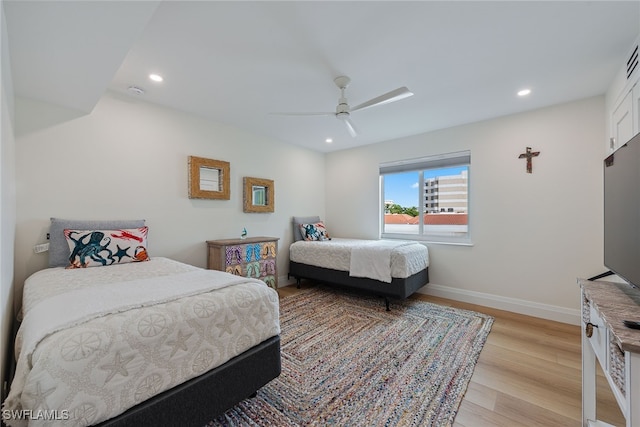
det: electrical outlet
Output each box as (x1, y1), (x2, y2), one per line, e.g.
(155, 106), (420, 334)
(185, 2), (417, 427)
(34, 243), (50, 253)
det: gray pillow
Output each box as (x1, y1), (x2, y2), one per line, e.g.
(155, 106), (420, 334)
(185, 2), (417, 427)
(292, 216), (321, 242)
(48, 218), (146, 267)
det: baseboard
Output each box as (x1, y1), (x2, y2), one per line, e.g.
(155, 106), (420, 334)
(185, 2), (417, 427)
(279, 275), (296, 287)
(278, 275), (581, 325)
(420, 283), (581, 325)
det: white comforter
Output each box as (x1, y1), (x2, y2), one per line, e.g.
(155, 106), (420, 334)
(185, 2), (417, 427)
(349, 240), (418, 282)
(3, 257), (280, 427)
(289, 238), (429, 281)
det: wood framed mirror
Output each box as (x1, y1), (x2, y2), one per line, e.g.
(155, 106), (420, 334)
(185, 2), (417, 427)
(188, 156), (230, 200)
(243, 177), (274, 213)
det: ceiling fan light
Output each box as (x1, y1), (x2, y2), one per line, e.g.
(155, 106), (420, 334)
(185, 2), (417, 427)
(269, 77), (409, 139)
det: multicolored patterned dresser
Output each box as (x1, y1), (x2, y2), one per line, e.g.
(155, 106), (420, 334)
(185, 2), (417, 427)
(206, 236), (279, 289)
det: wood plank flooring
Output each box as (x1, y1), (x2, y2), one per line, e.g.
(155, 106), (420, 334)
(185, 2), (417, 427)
(277, 283), (626, 427)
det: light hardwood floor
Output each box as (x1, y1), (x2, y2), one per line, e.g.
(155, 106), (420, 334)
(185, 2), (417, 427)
(277, 283), (626, 427)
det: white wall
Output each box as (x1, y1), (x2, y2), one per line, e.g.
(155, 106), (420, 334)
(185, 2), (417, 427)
(8, 82), (611, 330)
(1, 0), (16, 400)
(325, 96), (606, 323)
(13, 91), (325, 308)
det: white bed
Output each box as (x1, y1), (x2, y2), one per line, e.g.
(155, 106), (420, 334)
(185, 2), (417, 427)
(3, 257), (280, 427)
(290, 238), (428, 282)
(289, 237), (429, 310)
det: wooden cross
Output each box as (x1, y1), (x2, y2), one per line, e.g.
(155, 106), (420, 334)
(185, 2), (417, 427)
(518, 147), (540, 173)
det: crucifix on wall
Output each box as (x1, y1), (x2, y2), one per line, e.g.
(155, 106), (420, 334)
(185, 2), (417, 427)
(518, 147), (540, 173)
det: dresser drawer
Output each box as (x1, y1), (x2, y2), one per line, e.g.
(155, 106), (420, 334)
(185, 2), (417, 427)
(587, 305), (607, 368)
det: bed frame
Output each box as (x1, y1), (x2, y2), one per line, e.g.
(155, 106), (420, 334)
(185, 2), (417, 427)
(3, 219), (281, 427)
(96, 335), (281, 426)
(3, 326), (280, 427)
(288, 261), (429, 310)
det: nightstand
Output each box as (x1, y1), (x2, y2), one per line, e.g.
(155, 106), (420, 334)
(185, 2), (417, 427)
(207, 237), (279, 289)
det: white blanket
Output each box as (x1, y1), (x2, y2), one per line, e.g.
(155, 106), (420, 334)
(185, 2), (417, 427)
(349, 241), (416, 283)
(3, 259), (279, 426)
(7, 269), (257, 411)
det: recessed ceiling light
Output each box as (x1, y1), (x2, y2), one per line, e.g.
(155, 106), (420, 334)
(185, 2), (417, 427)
(517, 89), (531, 97)
(149, 73), (163, 82)
(325, 138), (333, 143)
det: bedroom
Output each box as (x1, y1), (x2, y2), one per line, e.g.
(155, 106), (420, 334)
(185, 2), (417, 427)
(1, 1), (640, 426)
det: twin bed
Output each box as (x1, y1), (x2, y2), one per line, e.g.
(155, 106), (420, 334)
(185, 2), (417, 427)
(288, 216), (430, 310)
(3, 219), (281, 427)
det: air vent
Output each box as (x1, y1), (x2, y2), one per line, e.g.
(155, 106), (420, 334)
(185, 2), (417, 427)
(627, 44), (638, 80)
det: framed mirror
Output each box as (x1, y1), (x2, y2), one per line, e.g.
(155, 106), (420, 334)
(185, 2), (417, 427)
(243, 177), (274, 213)
(188, 156), (230, 200)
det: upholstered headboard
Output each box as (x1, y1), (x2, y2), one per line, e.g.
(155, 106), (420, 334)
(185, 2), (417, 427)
(292, 216), (321, 242)
(48, 218), (146, 267)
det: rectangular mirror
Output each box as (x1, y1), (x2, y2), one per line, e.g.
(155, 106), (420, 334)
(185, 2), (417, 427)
(188, 156), (230, 199)
(244, 177), (274, 212)
(252, 185), (267, 205)
(199, 166), (221, 191)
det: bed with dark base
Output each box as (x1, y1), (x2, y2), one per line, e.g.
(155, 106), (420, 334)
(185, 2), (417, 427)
(289, 260), (429, 310)
(2, 218), (281, 427)
(288, 215), (430, 310)
(95, 336), (281, 427)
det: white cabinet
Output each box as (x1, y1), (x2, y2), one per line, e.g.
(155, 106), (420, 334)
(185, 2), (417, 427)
(580, 279), (640, 427)
(607, 38), (639, 154)
(634, 83), (640, 136)
(611, 89), (635, 153)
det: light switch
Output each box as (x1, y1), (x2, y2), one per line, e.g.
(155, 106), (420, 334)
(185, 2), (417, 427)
(34, 243), (50, 253)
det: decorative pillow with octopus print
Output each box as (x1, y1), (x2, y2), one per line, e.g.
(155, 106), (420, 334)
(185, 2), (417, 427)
(64, 227), (151, 269)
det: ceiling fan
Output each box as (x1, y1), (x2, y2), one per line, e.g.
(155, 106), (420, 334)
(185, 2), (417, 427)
(270, 76), (413, 137)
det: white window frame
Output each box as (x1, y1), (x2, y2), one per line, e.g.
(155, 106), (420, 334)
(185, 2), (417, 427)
(379, 150), (471, 245)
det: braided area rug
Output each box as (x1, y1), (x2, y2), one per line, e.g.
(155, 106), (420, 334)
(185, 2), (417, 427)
(208, 286), (493, 427)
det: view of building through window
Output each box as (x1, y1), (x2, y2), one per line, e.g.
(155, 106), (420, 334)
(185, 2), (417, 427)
(381, 165), (469, 240)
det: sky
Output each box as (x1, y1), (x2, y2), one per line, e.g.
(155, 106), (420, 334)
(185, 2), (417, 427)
(383, 166), (467, 208)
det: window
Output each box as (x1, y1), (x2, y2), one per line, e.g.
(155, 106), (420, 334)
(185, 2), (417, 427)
(380, 150), (470, 244)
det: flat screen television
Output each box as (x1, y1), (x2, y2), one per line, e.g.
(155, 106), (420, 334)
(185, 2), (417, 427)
(604, 131), (640, 289)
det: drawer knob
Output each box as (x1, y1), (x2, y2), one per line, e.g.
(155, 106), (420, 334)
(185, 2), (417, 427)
(585, 322), (599, 338)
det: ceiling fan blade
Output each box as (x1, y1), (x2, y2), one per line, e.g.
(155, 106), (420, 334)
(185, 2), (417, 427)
(351, 87), (413, 112)
(268, 112), (334, 117)
(339, 115), (358, 137)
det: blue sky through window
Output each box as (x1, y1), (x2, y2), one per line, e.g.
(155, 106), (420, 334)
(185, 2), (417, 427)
(384, 166), (467, 208)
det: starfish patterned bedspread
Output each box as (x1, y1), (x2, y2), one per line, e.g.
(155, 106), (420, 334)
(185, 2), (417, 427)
(3, 257), (280, 427)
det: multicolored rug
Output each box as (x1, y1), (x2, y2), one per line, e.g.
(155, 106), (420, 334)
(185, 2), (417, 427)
(208, 286), (493, 426)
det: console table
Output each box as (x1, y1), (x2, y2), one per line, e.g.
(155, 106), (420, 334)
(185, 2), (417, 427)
(207, 237), (279, 289)
(580, 279), (640, 427)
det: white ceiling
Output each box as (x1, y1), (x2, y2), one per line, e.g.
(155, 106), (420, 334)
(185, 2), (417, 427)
(5, 1), (640, 153)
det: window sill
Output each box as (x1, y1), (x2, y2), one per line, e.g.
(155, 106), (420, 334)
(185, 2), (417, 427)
(420, 240), (474, 247)
(381, 235), (474, 247)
